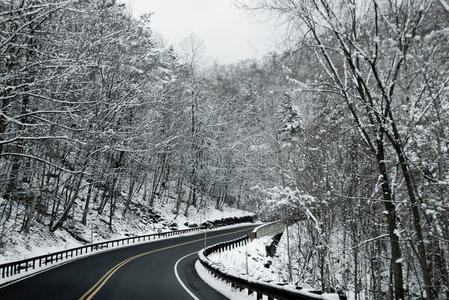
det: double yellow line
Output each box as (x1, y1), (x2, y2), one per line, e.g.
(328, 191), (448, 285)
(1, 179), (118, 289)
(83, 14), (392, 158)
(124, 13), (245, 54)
(78, 227), (252, 300)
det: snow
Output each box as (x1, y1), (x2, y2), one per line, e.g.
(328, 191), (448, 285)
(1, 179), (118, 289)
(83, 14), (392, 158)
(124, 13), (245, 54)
(0, 193), (254, 264)
(0, 229), (199, 286)
(0, 222), (256, 286)
(396, 258), (404, 264)
(208, 236), (281, 282)
(203, 235), (340, 300)
(425, 209), (436, 216)
(176, 206), (254, 229)
(195, 260), (255, 300)
(0, 167), (256, 287)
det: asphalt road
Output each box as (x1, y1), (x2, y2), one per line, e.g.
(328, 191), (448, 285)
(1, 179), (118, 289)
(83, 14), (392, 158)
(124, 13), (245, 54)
(0, 225), (256, 300)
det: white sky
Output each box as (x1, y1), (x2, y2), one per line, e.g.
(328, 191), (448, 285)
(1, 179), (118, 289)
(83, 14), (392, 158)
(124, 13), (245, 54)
(123, 0), (284, 64)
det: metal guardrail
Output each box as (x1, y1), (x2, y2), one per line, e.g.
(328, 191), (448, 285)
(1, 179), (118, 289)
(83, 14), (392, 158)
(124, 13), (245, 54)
(0, 227), (204, 279)
(199, 227), (345, 300)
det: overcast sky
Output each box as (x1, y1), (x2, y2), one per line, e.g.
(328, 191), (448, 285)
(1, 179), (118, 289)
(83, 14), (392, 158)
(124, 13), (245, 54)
(123, 0), (283, 64)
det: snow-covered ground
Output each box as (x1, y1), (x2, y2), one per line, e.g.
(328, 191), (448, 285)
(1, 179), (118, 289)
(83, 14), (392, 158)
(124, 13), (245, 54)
(208, 236), (283, 283)
(0, 222), (257, 286)
(0, 196), (254, 264)
(205, 233), (340, 300)
(272, 223), (360, 300)
(195, 259), (255, 300)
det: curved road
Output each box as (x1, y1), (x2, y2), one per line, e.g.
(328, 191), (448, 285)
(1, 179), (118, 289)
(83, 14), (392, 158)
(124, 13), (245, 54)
(0, 225), (256, 299)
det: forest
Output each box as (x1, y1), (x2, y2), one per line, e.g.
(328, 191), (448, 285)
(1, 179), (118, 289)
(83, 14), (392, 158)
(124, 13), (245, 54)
(1, 0), (448, 299)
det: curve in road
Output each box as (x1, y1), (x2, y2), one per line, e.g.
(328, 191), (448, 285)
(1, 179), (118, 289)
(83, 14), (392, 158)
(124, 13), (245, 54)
(0, 225), (256, 300)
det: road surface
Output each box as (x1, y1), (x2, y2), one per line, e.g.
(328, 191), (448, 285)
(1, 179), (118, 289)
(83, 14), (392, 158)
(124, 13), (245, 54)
(0, 225), (256, 299)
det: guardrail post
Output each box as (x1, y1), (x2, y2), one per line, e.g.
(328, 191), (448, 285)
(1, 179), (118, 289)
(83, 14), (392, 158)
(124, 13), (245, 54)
(1, 226), (239, 281)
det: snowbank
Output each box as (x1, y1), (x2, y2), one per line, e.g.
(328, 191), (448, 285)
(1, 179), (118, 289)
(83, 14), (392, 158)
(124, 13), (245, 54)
(0, 201), (254, 264)
(203, 234), (340, 300)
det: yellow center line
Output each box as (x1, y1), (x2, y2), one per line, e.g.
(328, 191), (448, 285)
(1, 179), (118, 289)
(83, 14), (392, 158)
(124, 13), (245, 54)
(79, 227), (253, 300)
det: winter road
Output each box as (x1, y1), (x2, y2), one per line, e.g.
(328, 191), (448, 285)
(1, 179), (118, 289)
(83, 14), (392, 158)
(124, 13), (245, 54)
(0, 225), (256, 299)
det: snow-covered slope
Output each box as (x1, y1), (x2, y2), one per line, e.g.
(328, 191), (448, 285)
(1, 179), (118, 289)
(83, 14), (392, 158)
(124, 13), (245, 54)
(0, 196), (254, 264)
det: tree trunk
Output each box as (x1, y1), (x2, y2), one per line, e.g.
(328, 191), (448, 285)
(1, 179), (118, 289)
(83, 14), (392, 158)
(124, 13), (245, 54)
(376, 139), (404, 300)
(150, 154), (166, 207)
(123, 176), (135, 216)
(435, 134), (449, 298)
(22, 193), (38, 233)
(98, 188), (109, 215)
(175, 175), (183, 215)
(109, 180), (117, 230)
(81, 184), (92, 225)
(184, 184), (193, 217)
(50, 172), (84, 232)
(391, 140), (433, 299)
(142, 172), (148, 202)
(0, 97), (8, 155)
(237, 183), (243, 210)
